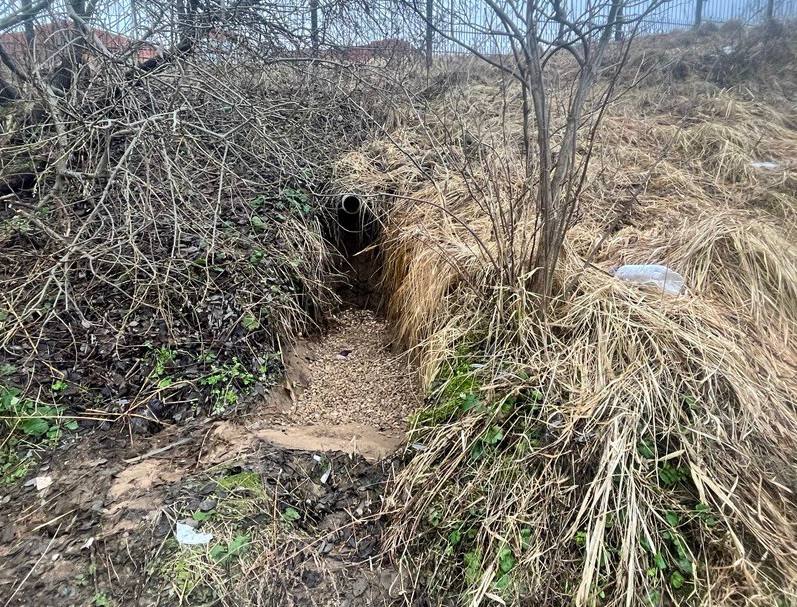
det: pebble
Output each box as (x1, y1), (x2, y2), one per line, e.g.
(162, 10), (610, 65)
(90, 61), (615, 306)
(198, 498), (217, 512)
(351, 577), (368, 597)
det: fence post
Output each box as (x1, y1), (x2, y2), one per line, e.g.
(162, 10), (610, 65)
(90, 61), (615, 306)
(425, 0), (433, 73)
(693, 0), (703, 28)
(766, 0), (775, 20)
(22, 0), (35, 46)
(310, 0), (319, 57)
(614, 2), (623, 41)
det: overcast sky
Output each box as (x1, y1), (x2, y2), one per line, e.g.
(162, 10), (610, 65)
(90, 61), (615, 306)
(1, 0), (789, 48)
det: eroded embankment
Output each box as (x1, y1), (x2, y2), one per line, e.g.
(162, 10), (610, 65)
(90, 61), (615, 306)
(0, 302), (421, 606)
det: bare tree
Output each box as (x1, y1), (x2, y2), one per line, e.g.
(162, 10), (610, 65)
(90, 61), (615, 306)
(407, 0), (665, 306)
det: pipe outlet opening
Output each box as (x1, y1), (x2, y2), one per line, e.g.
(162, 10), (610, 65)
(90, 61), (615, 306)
(341, 193), (361, 216)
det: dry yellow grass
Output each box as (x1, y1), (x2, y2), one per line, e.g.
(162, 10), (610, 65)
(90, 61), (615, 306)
(335, 26), (797, 607)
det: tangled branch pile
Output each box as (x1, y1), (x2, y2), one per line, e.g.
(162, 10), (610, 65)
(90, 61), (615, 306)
(0, 26), (394, 428)
(336, 24), (797, 607)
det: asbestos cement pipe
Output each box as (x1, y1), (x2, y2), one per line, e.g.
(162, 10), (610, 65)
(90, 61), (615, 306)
(340, 193), (362, 216)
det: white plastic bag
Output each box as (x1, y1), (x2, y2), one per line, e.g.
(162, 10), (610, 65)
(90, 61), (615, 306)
(175, 522), (213, 545)
(614, 264), (685, 295)
(750, 161), (780, 170)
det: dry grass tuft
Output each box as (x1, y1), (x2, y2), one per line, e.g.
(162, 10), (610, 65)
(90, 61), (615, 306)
(335, 26), (797, 606)
(666, 212), (797, 345)
(386, 254), (797, 606)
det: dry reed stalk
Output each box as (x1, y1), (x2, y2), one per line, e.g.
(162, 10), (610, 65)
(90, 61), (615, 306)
(335, 28), (797, 605)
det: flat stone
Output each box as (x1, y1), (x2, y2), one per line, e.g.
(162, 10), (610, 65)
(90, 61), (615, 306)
(198, 498), (217, 512)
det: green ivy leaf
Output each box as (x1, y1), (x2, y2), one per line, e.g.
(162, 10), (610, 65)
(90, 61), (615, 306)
(281, 507), (300, 523)
(460, 392), (479, 412)
(469, 440), (485, 461)
(464, 551), (481, 585)
(21, 418), (49, 437)
(670, 570), (685, 589)
(494, 573), (511, 590)
(695, 502), (718, 527)
(484, 425), (503, 446)
(676, 557), (693, 575)
(209, 544), (227, 562)
(248, 195), (267, 209)
(637, 439), (655, 459)
(0, 388), (18, 409)
(520, 527), (532, 549)
(93, 593), (112, 607)
(241, 314), (260, 332)
(659, 464), (687, 487)
(226, 534), (250, 558)
(669, 532), (689, 560)
(250, 215), (267, 232)
(498, 547), (516, 574)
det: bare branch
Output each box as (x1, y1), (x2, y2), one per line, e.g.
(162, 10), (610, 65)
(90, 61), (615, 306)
(0, 0), (52, 32)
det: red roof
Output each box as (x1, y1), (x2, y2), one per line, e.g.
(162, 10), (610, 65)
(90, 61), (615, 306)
(338, 38), (418, 61)
(0, 20), (157, 63)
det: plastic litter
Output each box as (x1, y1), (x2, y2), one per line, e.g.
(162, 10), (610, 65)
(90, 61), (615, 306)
(751, 161), (780, 170)
(614, 264), (685, 295)
(175, 522), (213, 545)
(25, 475), (53, 491)
(313, 454), (332, 484)
(320, 465), (332, 484)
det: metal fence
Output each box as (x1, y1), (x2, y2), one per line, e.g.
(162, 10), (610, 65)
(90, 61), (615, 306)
(305, 0), (797, 56)
(425, 0), (797, 54)
(635, 0), (797, 33)
(1, 0), (796, 61)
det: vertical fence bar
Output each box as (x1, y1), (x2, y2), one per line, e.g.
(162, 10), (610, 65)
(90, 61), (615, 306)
(310, 0), (319, 56)
(412, 0), (797, 60)
(693, 0), (704, 28)
(425, 0), (433, 72)
(22, 0), (35, 46)
(131, 0), (139, 38)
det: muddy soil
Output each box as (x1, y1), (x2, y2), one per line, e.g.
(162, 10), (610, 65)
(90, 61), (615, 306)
(0, 308), (424, 607)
